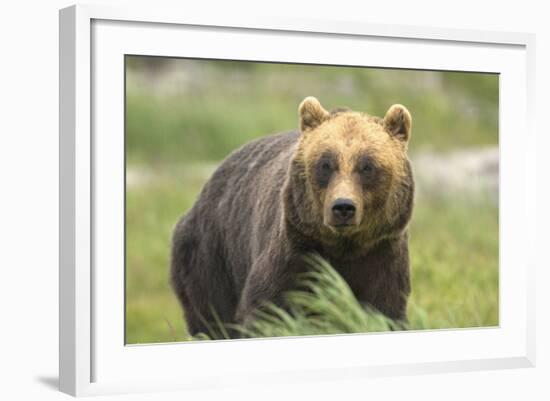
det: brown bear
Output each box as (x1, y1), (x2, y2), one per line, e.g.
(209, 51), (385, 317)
(170, 97), (414, 337)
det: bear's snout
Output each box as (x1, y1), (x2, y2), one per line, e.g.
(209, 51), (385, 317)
(331, 198), (357, 225)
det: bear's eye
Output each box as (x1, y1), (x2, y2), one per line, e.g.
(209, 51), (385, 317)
(360, 160), (375, 174)
(362, 163), (373, 173)
(320, 161), (332, 171)
(357, 156), (378, 183)
(315, 154), (336, 188)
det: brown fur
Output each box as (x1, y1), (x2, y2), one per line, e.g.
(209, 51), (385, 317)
(171, 97), (414, 337)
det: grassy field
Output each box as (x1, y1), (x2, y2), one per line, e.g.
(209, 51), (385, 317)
(125, 57), (499, 344)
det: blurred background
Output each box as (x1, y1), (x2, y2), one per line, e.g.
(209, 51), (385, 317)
(125, 56), (499, 344)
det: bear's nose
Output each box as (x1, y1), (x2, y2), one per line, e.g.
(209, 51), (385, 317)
(331, 198), (356, 223)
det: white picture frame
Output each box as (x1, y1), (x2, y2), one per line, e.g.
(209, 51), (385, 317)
(59, 3), (536, 397)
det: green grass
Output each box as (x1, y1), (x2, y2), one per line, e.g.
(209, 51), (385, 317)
(125, 173), (202, 343)
(408, 195), (499, 329)
(125, 168), (498, 344)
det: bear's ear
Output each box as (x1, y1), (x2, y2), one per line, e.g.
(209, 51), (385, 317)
(383, 104), (412, 143)
(299, 96), (330, 132)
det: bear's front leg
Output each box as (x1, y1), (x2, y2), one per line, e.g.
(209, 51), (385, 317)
(235, 250), (306, 325)
(343, 237), (411, 323)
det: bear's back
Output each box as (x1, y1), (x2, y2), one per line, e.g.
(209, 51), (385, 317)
(202, 130), (299, 206)
(179, 130), (300, 284)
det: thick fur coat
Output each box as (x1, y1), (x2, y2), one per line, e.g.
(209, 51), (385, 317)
(171, 97), (414, 336)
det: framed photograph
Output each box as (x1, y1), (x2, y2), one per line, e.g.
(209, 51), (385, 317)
(59, 4), (536, 397)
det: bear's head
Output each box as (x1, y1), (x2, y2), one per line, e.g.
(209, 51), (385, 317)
(285, 96), (414, 251)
